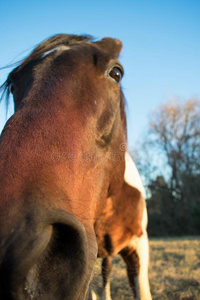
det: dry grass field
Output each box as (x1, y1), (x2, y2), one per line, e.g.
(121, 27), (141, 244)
(91, 237), (200, 300)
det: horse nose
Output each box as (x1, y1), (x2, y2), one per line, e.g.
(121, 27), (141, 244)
(0, 210), (89, 300)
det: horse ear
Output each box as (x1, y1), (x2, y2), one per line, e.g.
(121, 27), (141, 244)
(95, 38), (123, 58)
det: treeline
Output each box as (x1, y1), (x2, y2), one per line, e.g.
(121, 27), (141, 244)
(134, 98), (200, 236)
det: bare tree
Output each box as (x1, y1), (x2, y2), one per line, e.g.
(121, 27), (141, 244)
(135, 97), (200, 235)
(149, 98), (200, 197)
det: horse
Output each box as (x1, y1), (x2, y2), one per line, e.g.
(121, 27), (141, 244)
(0, 34), (127, 300)
(94, 152), (152, 300)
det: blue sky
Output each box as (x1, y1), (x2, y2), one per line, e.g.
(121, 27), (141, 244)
(0, 0), (200, 150)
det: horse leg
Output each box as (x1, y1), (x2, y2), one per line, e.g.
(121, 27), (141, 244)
(87, 285), (98, 300)
(101, 256), (112, 300)
(120, 232), (152, 300)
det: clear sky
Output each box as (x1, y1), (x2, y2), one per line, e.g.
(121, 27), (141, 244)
(0, 0), (200, 149)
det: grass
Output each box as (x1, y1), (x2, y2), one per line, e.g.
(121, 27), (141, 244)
(91, 237), (200, 299)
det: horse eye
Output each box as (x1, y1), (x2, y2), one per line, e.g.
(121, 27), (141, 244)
(109, 67), (123, 83)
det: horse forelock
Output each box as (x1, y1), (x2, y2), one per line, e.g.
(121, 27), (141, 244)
(21, 34), (93, 67)
(0, 34), (93, 110)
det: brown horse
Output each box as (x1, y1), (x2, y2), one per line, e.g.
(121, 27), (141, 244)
(94, 153), (152, 300)
(0, 34), (127, 300)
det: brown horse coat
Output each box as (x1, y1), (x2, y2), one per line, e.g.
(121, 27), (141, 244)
(0, 34), (127, 300)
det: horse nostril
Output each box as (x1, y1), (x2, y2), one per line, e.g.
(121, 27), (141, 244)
(0, 213), (90, 300)
(44, 222), (87, 270)
(24, 218), (89, 300)
(24, 212), (88, 300)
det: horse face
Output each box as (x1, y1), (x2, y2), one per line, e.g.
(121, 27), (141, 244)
(0, 35), (126, 299)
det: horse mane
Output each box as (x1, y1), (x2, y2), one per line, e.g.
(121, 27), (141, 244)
(0, 34), (93, 112)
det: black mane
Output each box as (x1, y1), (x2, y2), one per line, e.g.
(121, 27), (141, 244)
(0, 34), (93, 111)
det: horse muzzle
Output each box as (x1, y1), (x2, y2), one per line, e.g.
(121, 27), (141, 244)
(0, 210), (92, 300)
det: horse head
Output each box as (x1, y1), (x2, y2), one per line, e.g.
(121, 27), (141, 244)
(0, 34), (126, 299)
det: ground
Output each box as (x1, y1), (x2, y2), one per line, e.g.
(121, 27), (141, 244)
(91, 237), (200, 300)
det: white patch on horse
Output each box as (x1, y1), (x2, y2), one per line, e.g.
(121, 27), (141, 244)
(91, 290), (98, 300)
(102, 280), (112, 300)
(40, 45), (71, 59)
(124, 152), (146, 198)
(131, 233), (152, 300)
(142, 205), (148, 232)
